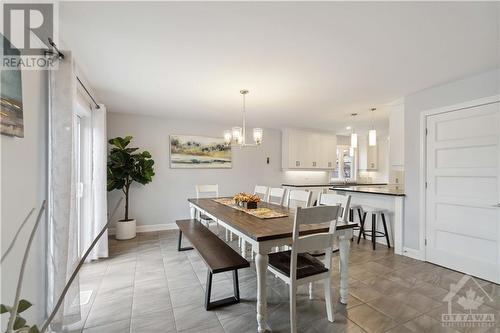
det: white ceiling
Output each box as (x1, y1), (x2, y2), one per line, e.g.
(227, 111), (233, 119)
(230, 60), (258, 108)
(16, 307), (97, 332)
(60, 1), (499, 133)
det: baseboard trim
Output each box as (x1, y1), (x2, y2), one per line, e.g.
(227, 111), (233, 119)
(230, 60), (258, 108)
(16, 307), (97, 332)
(108, 223), (178, 235)
(402, 247), (425, 261)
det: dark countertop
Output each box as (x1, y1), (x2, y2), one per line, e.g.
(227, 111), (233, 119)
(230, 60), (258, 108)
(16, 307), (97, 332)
(331, 185), (405, 196)
(282, 183), (387, 188)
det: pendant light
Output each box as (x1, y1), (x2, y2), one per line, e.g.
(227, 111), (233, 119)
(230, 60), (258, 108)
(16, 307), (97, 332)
(224, 89), (263, 147)
(350, 113), (358, 148)
(368, 107), (377, 146)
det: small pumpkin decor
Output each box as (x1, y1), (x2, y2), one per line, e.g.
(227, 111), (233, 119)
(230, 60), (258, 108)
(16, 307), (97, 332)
(233, 193), (260, 209)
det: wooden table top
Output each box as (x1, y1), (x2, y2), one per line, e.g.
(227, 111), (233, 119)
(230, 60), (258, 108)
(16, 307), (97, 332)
(188, 198), (358, 242)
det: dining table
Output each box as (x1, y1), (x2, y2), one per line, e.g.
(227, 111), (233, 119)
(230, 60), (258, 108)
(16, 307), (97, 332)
(188, 197), (357, 333)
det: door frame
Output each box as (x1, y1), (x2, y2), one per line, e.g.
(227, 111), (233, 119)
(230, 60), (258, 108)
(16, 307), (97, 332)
(418, 94), (500, 263)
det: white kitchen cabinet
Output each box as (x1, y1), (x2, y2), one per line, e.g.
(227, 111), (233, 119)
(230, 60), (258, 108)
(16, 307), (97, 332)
(282, 129), (337, 170)
(320, 134), (337, 169)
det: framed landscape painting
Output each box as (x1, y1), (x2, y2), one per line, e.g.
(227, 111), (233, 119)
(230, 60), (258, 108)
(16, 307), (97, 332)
(170, 135), (232, 169)
(1, 35), (24, 138)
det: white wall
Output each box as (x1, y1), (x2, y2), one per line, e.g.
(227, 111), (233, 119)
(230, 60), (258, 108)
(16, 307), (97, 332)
(106, 112), (330, 228)
(403, 69), (500, 250)
(1, 70), (48, 329)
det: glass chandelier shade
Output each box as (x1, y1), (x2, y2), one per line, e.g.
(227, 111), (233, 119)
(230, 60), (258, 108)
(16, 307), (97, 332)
(253, 128), (263, 145)
(224, 90), (262, 147)
(368, 107), (377, 146)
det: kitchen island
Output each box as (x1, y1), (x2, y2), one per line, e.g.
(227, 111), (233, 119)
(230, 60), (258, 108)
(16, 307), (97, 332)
(330, 185), (405, 256)
(282, 183), (387, 205)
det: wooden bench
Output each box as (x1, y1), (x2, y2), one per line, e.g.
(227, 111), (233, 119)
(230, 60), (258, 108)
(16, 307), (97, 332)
(176, 219), (250, 310)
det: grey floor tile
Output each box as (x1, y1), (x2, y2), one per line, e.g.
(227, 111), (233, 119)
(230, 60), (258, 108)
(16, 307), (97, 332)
(132, 290), (172, 318)
(82, 319), (130, 333)
(85, 297), (132, 328)
(172, 303), (220, 331)
(130, 309), (176, 333)
(178, 322), (225, 333)
(403, 314), (461, 333)
(311, 313), (367, 333)
(345, 304), (398, 333)
(169, 284), (205, 308)
(367, 296), (421, 323)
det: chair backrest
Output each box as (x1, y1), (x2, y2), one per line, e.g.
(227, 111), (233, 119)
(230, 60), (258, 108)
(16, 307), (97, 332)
(196, 184), (219, 198)
(317, 193), (351, 222)
(290, 205), (341, 279)
(267, 187), (286, 205)
(287, 190), (312, 209)
(254, 185), (269, 200)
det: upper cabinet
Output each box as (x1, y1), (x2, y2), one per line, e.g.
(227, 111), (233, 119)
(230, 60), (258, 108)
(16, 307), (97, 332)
(282, 129), (337, 170)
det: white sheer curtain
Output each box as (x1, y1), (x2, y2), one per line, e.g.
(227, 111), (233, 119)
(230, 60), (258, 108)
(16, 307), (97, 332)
(89, 104), (108, 260)
(47, 51), (81, 330)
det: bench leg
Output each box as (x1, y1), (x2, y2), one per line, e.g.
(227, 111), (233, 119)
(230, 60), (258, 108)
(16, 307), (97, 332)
(177, 230), (193, 252)
(205, 270), (241, 310)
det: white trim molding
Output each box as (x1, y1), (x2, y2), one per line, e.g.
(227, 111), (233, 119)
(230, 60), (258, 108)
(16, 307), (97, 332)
(108, 223), (179, 235)
(418, 94), (500, 262)
(403, 247), (425, 261)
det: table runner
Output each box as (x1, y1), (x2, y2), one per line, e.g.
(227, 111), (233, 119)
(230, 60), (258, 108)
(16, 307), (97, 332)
(212, 198), (288, 219)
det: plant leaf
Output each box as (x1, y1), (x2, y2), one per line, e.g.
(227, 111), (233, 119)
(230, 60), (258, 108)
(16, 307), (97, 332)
(17, 300), (32, 313)
(1, 304), (11, 314)
(13, 316), (27, 330)
(28, 325), (40, 333)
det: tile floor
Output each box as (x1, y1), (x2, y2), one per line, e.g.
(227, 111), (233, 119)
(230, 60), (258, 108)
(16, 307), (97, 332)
(75, 229), (500, 333)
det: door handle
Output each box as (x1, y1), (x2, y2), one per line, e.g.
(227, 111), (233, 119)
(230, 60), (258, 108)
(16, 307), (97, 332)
(494, 203), (500, 208)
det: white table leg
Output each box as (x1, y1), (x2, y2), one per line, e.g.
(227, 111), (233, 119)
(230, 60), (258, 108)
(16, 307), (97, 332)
(338, 230), (352, 304)
(190, 204), (196, 219)
(255, 251), (270, 333)
(241, 239), (246, 257)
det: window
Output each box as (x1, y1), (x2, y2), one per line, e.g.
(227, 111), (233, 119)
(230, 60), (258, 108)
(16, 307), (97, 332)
(332, 145), (356, 181)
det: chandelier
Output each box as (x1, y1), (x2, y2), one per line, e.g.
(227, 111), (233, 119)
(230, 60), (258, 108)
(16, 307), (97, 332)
(224, 89), (263, 147)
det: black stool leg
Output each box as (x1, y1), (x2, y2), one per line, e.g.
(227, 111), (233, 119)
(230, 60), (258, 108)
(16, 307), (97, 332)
(372, 213), (376, 250)
(357, 209), (366, 239)
(381, 213), (391, 248)
(177, 230), (193, 251)
(357, 212), (367, 244)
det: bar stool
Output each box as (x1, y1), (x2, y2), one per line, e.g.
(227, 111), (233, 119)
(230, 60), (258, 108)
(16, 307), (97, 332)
(357, 207), (391, 250)
(349, 205), (365, 241)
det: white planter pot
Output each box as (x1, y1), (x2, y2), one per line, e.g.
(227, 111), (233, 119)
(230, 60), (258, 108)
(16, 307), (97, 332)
(116, 219), (136, 240)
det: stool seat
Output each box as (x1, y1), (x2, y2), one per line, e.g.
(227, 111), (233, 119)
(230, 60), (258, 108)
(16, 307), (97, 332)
(358, 206), (385, 214)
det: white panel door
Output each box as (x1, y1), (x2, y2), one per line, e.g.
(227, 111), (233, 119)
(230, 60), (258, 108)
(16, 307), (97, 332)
(426, 101), (500, 283)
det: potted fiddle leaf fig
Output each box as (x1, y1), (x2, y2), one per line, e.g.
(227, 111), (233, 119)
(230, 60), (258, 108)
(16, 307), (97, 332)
(107, 136), (155, 240)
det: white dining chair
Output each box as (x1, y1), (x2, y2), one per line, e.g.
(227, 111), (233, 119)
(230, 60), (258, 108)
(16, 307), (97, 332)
(267, 187), (286, 206)
(195, 184), (220, 232)
(317, 192), (351, 222)
(267, 205), (341, 333)
(254, 185), (269, 200)
(287, 190), (312, 209)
